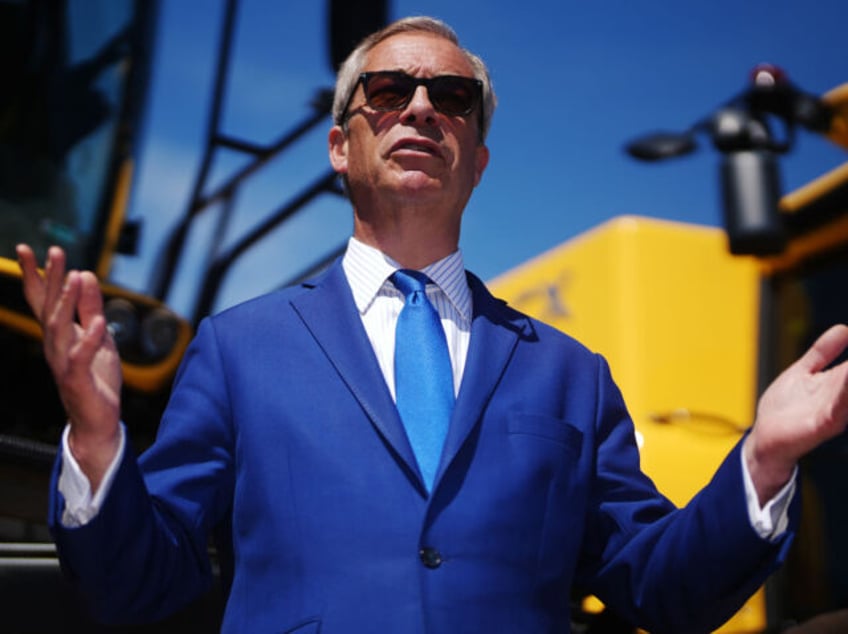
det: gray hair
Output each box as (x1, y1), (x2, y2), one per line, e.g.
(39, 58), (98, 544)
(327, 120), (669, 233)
(332, 16), (497, 142)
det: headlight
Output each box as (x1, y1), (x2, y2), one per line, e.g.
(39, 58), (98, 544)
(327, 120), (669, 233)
(140, 307), (180, 362)
(103, 298), (180, 363)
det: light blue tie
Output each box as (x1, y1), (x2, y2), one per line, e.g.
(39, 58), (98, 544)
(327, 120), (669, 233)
(392, 269), (454, 491)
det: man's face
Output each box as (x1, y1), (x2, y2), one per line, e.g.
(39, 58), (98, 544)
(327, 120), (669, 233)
(329, 32), (489, 218)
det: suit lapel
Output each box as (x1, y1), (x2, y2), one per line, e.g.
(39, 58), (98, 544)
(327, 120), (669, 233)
(434, 273), (529, 486)
(289, 261), (423, 486)
(290, 263), (530, 496)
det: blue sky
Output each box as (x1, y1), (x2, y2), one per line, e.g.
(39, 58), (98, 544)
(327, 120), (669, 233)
(112, 0), (848, 318)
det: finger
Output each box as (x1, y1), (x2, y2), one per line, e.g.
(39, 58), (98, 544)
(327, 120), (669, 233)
(799, 324), (848, 374)
(77, 271), (105, 330)
(44, 271), (83, 363)
(43, 247), (68, 322)
(70, 313), (109, 370)
(16, 244), (46, 316)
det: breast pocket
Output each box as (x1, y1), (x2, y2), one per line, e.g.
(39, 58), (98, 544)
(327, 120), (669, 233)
(504, 414), (588, 575)
(507, 413), (583, 462)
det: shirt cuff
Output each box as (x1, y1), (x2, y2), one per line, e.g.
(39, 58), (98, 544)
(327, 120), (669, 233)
(741, 449), (797, 541)
(57, 423), (126, 528)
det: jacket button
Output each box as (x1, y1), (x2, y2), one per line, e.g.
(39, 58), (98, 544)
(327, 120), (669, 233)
(419, 547), (443, 569)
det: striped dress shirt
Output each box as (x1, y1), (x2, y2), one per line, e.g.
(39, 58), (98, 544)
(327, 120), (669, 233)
(341, 237), (472, 399)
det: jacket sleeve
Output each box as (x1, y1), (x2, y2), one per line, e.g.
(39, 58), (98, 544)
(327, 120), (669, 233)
(49, 318), (235, 624)
(576, 355), (799, 634)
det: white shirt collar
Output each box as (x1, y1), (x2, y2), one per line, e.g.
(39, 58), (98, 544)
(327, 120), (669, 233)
(342, 237), (472, 320)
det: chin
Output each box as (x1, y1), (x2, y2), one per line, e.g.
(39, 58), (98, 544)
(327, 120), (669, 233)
(394, 169), (446, 192)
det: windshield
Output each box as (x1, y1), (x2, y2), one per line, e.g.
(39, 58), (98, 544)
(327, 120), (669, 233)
(0, 0), (144, 270)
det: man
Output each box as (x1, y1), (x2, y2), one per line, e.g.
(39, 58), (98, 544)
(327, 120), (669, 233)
(16, 16), (848, 633)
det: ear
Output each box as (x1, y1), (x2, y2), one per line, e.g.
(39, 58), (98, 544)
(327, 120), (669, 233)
(473, 143), (489, 187)
(328, 125), (349, 174)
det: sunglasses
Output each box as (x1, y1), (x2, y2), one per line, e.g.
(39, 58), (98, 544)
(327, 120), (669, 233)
(341, 71), (483, 122)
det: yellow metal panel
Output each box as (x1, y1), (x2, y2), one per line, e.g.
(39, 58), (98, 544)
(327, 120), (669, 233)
(96, 159), (134, 279)
(489, 216), (765, 632)
(490, 215), (761, 502)
(822, 82), (848, 149)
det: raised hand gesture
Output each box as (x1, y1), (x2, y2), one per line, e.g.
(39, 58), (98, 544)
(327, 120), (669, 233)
(745, 324), (848, 505)
(17, 244), (122, 490)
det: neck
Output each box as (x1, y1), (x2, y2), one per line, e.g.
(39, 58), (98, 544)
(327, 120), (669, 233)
(352, 201), (461, 270)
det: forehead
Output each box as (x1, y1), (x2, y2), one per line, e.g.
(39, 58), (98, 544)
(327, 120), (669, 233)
(363, 32), (475, 77)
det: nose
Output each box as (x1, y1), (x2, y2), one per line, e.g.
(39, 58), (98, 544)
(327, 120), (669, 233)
(400, 85), (437, 128)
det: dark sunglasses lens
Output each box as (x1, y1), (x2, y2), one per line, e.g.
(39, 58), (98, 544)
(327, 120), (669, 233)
(361, 73), (480, 116)
(363, 74), (415, 110)
(430, 77), (479, 115)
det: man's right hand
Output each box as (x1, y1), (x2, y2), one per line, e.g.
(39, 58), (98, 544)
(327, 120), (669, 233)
(17, 244), (122, 492)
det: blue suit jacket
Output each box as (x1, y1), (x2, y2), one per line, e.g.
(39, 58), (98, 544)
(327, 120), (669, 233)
(50, 260), (796, 633)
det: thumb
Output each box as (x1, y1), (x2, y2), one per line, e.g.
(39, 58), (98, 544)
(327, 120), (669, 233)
(798, 324), (848, 374)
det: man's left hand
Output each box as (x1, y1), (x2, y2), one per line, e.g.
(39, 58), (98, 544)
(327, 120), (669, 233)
(744, 324), (848, 506)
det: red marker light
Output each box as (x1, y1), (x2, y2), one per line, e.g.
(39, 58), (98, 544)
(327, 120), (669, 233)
(750, 63), (787, 88)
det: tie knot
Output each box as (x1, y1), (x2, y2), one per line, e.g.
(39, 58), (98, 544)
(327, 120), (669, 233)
(391, 269), (430, 299)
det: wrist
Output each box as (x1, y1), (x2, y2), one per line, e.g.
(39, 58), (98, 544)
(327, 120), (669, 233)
(67, 425), (121, 491)
(743, 434), (796, 507)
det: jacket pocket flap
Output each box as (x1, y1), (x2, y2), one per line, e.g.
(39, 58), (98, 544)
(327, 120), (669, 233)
(508, 414), (583, 457)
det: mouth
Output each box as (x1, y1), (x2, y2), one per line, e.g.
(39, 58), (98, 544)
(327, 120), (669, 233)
(389, 137), (442, 158)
